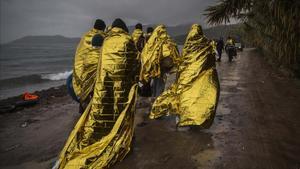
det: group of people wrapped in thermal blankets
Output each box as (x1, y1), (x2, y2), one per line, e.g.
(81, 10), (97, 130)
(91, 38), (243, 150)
(53, 18), (220, 169)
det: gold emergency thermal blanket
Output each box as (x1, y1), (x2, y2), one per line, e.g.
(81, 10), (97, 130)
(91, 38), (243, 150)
(57, 27), (138, 169)
(131, 28), (143, 62)
(72, 29), (105, 98)
(140, 25), (180, 82)
(149, 24), (220, 127)
(226, 39), (234, 46)
(79, 46), (102, 103)
(211, 40), (217, 54)
(132, 29), (143, 45)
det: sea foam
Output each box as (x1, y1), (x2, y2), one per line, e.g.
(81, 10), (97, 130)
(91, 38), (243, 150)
(41, 71), (72, 81)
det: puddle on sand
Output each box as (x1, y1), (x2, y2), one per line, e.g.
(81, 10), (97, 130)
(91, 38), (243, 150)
(211, 117), (231, 134)
(221, 80), (238, 86)
(236, 86), (246, 91)
(191, 106), (231, 168)
(192, 148), (221, 169)
(217, 104), (231, 115)
(227, 71), (239, 76)
(213, 102), (232, 132)
(221, 76), (241, 81)
(135, 107), (149, 127)
(220, 90), (233, 96)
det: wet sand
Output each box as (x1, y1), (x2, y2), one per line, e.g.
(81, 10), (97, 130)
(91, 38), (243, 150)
(0, 48), (300, 169)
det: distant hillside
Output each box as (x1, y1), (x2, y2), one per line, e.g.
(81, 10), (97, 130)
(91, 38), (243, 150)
(128, 24), (191, 37)
(129, 23), (242, 44)
(5, 24), (242, 46)
(174, 24), (242, 45)
(4, 24), (191, 46)
(167, 24), (192, 36)
(8, 35), (80, 45)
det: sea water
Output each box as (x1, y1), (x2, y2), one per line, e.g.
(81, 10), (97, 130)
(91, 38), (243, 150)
(0, 43), (76, 99)
(0, 42), (184, 99)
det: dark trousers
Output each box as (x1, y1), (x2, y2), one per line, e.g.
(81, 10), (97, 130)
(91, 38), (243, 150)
(151, 77), (165, 97)
(217, 49), (222, 60)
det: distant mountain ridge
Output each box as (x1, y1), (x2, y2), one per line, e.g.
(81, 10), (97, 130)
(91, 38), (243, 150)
(5, 24), (241, 46)
(128, 23), (191, 37)
(8, 35), (80, 45)
(174, 24), (242, 44)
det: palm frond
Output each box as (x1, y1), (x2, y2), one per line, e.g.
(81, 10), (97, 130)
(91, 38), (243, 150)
(204, 0), (252, 25)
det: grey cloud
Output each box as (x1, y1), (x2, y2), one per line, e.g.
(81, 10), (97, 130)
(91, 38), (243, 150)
(0, 0), (217, 43)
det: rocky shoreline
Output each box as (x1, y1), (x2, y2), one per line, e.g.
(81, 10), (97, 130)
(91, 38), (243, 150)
(0, 85), (69, 114)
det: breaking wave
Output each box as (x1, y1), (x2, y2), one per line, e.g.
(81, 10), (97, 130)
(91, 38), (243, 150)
(41, 71), (72, 81)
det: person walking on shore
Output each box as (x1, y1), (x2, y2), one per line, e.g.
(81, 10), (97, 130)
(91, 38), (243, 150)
(149, 24), (220, 131)
(132, 23), (145, 52)
(145, 27), (154, 43)
(72, 19), (106, 113)
(225, 36), (237, 62)
(140, 25), (180, 98)
(216, 37), (224, 62)
(78, 34), (104, 113)
(54, 18), (138, 169)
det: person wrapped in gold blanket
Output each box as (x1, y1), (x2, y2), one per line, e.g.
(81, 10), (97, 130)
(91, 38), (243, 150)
(72, 19), (106, 113)
(78, 34), (105, 112)
(149, 24), (220, 129)
(54, 18), (138, 169)
(140, 25), (180, 97)
(132, 23), (145, 53)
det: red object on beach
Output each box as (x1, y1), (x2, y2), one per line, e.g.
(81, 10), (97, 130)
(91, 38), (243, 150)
(23, 92), (39, 101)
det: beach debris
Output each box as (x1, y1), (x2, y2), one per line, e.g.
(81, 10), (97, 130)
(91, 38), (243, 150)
(0, 104), (16, 114)
(20, 119), (40, 128)
(0, 92), (40, 114)
(15, 99), (39, 109)
(4, 144), (21, 152)
(15, 92), (39, 108)
(21, 121), (29, 128)
(23, 92), (39, 101)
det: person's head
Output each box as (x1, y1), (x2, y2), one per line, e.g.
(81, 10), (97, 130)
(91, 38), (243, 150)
(135, 23), (143, 30)
(94, 19), (106, 31)
(147, 27), (154, 34)
(220, 37), (223, 40)
(112, 18), (129, 33)
(186, 24), (203, 40)
(92, 34), (104, 47)
(152, 25), (167, 38)
(227, 36), (231, 39)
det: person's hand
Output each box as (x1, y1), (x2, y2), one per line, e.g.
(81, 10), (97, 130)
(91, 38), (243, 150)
(138, 81), (144, 87)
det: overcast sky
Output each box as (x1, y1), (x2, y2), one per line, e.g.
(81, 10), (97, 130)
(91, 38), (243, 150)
(0, 0), (217, 43)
